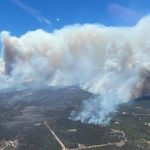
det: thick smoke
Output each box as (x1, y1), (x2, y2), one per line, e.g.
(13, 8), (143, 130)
(0, 16), (150, 124)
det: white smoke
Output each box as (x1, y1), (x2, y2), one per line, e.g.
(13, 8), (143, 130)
(1, 16), (150, 124)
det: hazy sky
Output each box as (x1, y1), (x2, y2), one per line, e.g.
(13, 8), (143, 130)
(0, 0), (150, 35)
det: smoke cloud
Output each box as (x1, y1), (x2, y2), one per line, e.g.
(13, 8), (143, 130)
(0, 16), (150, 124)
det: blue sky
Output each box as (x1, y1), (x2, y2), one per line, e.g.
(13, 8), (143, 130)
(0, 0), (150, 35)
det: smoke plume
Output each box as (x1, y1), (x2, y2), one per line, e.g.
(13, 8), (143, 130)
(0, 16), (150, 124)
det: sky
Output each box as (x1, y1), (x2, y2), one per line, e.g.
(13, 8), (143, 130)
(0, 0), (150, 35)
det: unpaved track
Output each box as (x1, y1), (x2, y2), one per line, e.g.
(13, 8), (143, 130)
(44, 121), (126, 150)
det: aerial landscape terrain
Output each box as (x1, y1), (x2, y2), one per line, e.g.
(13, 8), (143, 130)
(0, 86), (149, 150)
(0, 0), (150, 150)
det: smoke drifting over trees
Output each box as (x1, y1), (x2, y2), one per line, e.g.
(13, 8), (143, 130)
(0, 16), (150, 124)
